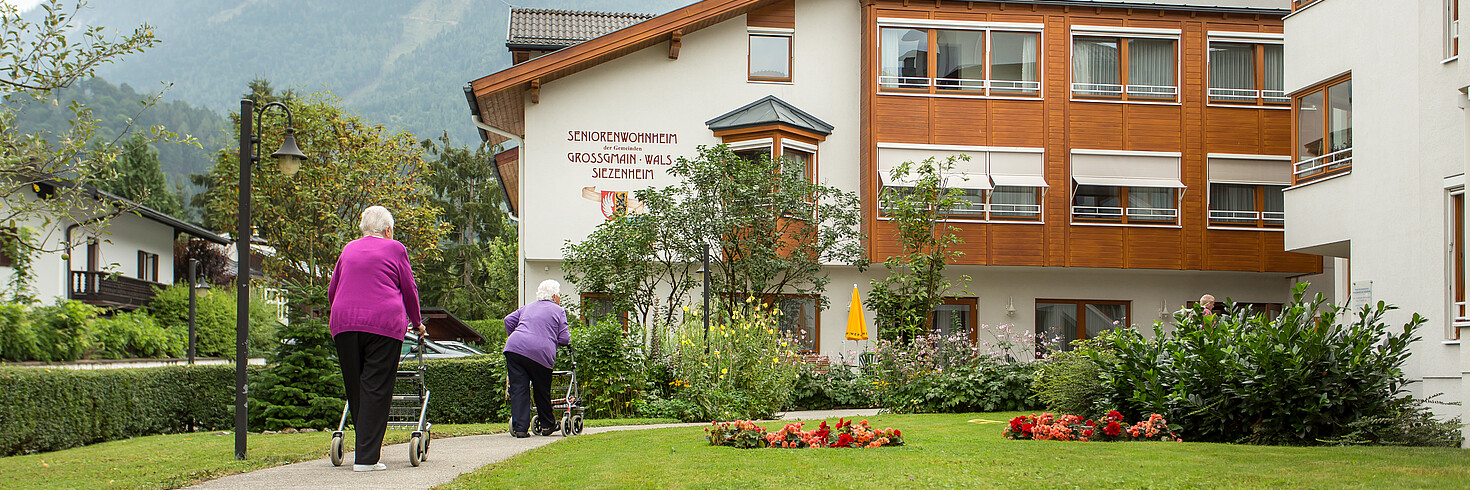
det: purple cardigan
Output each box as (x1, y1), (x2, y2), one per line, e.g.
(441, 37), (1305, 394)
(503, 300), (571, 369)
(327, 236), (422, 339)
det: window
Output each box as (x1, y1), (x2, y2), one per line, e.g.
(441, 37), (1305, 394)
(1208, 40), (1285, 106)
(1072, 185), (1178, 224)
(931, 297), (977, 343)
(1036, 300), (1129, 351)
(1209, 183), (1286, 228)
(1293, 77), (1352, 184)
(1072, 34), (1177, 101)
(1448, 0), (1461, 59)
(137, 251), (159, 282)
(879, 25), (1040, 97)
(749, 31), (792, 82)
(772, 295), (818, 352)
(1452, 190), (1466, 338)
(580, 293), (629, 329)
(878, 148), (1047, 222)
(989, 186), (1042, 219)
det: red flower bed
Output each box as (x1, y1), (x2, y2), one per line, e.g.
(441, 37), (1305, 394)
(1003, 410), (1181, 442)
(706, 418), (905, 448)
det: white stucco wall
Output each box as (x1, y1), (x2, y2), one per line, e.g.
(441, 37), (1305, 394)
(1285, 0), (1467, 431)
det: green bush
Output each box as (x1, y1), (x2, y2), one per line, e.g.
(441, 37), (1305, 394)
(868, 332), (1039, 414)
(465, 318), (507, 352)
(0, 300), (99, 362)
(90, 310), (184, 359)
(144, 283), (278, 359)
(558, 319), (644, 418)
(0, 365), (254, 456)
(250, 283), (343, 431)
(787, 362), (876, 410)
(1099, 283), (1453, 445)
(1031, 335), (1116, 419)
(423, 355), (509, 424)
(668, 301), (800, 422)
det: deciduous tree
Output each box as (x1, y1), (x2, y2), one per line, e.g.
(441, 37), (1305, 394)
(867, 155), (969, 341)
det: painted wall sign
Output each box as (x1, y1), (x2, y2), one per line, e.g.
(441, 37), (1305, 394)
(565, 129), (679, 181)
(1349, 280), (1373, 312)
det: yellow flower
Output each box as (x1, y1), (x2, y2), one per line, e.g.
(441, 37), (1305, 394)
(772, 357), (779, 363)
(713, 350), (720, 355)
(683, 306), (690, 312)
(721, 368), (728, 374)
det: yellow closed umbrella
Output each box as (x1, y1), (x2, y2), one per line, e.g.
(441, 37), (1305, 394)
(845, 285), (868, 341)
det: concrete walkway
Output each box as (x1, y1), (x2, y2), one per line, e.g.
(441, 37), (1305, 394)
(187, 408), (881, 490)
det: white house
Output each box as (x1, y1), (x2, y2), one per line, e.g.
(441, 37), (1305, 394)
(1, 181), (230, 310)
(1283, 0), (1468, 444)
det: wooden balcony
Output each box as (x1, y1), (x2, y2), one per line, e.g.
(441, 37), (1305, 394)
(70, 271), (164, 310)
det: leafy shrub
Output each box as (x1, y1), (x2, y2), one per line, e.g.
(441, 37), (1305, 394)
(0, 300), (99, 362)
(0, 302), (41, 361)
(90, 310), (184, 359)
(669, 300), (800, 421)
(464, 318), (507, 352)
(1099, 283), (1447, 445)
(868, 332), (1039, 413)
(1031, 335), (1116, 418)
(1320, 394), (1463, 447)
(0, 364), (255, 456)
(788, 362), (876, 410)
(558, 319), (645, 418)
(144, 283), (277, 359)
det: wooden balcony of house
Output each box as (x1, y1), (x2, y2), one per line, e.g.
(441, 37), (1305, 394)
(70, 271), (163, 310)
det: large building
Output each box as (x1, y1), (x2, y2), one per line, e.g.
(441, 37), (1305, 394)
(1283, 0), (1468, 443)
(465, 0), (1329, 356)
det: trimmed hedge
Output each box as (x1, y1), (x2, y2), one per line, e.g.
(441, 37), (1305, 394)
(0, 365), (257, 456)
(0, 355), (512, 456)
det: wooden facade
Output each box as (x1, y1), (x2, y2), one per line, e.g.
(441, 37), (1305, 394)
(860, 0), (1319, 274)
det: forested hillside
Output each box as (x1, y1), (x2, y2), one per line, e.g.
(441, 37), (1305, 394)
(65, 0), (691, 145)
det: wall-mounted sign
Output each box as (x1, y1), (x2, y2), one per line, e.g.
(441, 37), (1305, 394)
(1348, 280), (1373, 312)
(566, 130), (679, 181)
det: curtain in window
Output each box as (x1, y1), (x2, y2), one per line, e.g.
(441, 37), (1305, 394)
(936, 30), (984, 91)
(881, 28), (928, 88)
(1263, 185), (1285, 220)
(952, 188), (986, 215)
(1263, 44), (1284, 95)
(1128, 187), (1174, 220)
(1072, 37), (1120, 96)
(1209, 42), (1255, 102)
(1035, 303), (1078, 351)
(777, 297), (817, 351)
(1209, 183), (1257, 223)
(931, 304), (971, 338)
(782, 150), (810, 182)
(1127, 38), (1175, 96)
(1084, 304), (1127, 339)
(1328, 79), (1352, 154)
(991, 185), (1039, 217)
(991, 31), (1039, 94)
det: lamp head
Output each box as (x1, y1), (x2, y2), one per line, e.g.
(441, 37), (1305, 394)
(272, 129), (306, 176)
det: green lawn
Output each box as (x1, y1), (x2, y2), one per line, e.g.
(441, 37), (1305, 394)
(440, 412), (1470, 489)
(0, 418), (675, 489)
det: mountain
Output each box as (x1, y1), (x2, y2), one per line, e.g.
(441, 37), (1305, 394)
(62, 0), (694, 146)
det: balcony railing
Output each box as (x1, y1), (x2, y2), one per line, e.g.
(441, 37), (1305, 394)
(1455, 301), (1468, 327)
(1209, 87), (1290, 104)
(70, 271), (164, 310)
(881, 76), (1041, 97)
(1208, 210), (1286, 226)
(1294, 147), (1353, 183)
(1072, 206), (1125, 218)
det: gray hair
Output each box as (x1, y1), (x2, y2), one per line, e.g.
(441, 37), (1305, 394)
(359, 206), (395, 236)
(536, 279), (561, 302)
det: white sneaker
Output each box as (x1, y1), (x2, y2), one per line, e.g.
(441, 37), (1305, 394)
(353, 463), (387, 472)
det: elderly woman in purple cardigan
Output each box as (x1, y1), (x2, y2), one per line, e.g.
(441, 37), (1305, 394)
(503, 279), (572, 438)
(327, 205), (423, 472)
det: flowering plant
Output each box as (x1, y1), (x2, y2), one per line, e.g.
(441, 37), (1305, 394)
(708, 419), (904, 449)
(1003, 410), (1181, 443)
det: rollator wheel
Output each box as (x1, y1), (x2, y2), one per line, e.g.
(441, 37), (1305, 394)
(409, 435), (422, 467)
(421, 430), (431, 461)
(560, 413), (572, 437)
(329, 435), (344, 466)
(570, 414), (584, 436)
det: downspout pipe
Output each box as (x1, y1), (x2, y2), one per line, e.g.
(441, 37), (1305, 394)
(464, 84), (529, 307)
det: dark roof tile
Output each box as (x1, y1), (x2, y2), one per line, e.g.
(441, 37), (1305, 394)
(507, 8), (655, 48)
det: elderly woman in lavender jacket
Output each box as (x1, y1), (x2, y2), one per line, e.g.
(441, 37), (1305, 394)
(503, 279), (572, 438)
(327, 206), (423, 472)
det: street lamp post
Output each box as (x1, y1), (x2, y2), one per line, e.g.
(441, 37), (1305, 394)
(235, 98), (306, 460)
(700, 242), (710, 352)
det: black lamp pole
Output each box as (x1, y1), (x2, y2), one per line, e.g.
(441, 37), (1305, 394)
(235, 98), (306, 460)
(188, 259), (197, 365)
(702, 242), (710, 353)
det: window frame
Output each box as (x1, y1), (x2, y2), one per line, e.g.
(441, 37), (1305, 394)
(1070, 185), (1182, 227)
(1448, 0), (1461, 60)
(1291, 74), (1353, 185)
(876, 20), (1044, 100)
(748, 28), (794, 83)
(137, 250), (159, 282)
(1206, 34), (1287, 108)
(1070, 28), (1181, 104)
(1207, 182), (1286, 230)
(1035, 299), (1131, 351)
(1450, 188), (1466, 339)
(578, 292), (630, 330)
(931, 297), (979, 343)
(762, 293), (820, 353)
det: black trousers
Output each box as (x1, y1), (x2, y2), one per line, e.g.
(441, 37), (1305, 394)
(335, 331), (402, 465)
(505, 351), (554, 434)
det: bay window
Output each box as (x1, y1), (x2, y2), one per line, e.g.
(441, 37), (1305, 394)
(1072, 30), (1178, 101)
(1208, 38), (1285, 106)
(879, 21), (1040, 97)
(1293, 76), (1352, 184)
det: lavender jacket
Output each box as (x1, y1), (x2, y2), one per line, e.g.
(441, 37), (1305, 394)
(327, 236), (422, 339)
(503, 300), (571, 369)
